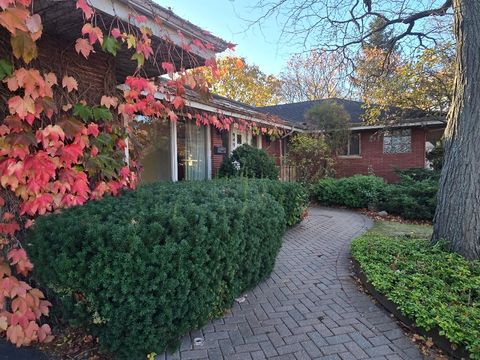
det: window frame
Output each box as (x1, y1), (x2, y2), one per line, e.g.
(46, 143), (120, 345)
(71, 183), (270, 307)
(339, 132), (361, 157)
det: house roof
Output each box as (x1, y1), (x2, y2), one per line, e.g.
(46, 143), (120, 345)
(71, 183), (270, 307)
(258, 98), (365, 127)
(258, 98), (446, 130)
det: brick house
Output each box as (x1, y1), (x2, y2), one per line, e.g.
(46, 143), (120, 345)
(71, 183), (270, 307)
(23, 1), (443, 184)
(259, 99), (446, 182)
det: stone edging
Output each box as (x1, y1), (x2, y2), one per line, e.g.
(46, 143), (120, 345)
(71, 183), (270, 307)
(351, 258), (470, 360)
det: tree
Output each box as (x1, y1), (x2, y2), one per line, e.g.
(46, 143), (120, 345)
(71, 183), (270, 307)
(356, 44), (454, 123)
(254, 0), (480, 260)
(304, 101), (351, 154)
(280, 49), (347, 102)
(193, 56), (282, 106)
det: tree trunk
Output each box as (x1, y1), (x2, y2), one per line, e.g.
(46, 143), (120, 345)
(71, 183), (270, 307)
(432, 0), (480, 260)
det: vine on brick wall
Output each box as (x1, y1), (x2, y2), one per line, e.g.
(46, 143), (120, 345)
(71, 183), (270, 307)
(0, 0), (284, 347)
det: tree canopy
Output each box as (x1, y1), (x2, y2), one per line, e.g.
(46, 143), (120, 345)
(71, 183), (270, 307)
(280, 50), (347, 102)
(193, 56), (282, 106)
(304, 101), (351, 153)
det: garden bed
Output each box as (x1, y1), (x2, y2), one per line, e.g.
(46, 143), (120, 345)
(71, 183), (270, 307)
(351, 222), (480, 359)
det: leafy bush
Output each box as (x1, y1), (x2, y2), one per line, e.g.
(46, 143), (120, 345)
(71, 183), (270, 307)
(313, 175), (387, 208)
(218, 144), (279, 179)
(379, 179), (438, 220)
(253, 179), (308, 226)
(351, 234), (480, 358)
(28, 179), (291, 359)
(395, 168), (441, 182)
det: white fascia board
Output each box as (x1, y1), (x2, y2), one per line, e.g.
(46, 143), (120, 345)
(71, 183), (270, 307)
(89, 0), (216, 60)
(348, 120), (446, 131)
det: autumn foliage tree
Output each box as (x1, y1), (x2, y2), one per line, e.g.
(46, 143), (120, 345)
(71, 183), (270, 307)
(193, 56), (282, 106)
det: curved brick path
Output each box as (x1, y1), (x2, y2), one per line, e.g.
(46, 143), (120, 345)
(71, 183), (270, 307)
(158, 207), (426, 360)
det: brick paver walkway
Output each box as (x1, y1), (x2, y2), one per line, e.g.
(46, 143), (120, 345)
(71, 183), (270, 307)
(158, 207), (426, 360)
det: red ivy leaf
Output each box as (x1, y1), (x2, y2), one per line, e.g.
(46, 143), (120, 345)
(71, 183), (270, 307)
(76, 0), (94, 20)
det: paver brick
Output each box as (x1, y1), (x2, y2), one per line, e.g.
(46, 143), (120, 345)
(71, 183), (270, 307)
(157, 208), (425, 360)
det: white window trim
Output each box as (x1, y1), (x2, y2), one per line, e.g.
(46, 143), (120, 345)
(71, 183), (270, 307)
(171, 121), (178, 182)
(206, 125), (212, 179)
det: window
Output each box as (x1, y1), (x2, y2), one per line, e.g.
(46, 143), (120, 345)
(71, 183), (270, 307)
(341, 133), (361, 156)
(384, 129), (411, 154)
(136, 117), (173, 183)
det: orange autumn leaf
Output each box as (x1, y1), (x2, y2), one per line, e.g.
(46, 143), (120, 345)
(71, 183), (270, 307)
(62, 76), (78, 92)
(75, 38), (93, 59)
(0, 7), (29, 35)
(81, 23), (103, 45)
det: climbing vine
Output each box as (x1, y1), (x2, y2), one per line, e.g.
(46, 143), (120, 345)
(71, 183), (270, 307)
(0, 0), (285, 347)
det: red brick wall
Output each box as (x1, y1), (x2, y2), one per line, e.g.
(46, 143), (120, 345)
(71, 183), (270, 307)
(262, 136), (282, 165)
(335, 128), (427, 183)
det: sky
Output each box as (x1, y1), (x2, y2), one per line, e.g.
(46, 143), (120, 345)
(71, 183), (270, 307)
(159, 0), (294, 76)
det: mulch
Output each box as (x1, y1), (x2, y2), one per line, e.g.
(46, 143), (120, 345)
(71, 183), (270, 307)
(357, 208), (432, 225)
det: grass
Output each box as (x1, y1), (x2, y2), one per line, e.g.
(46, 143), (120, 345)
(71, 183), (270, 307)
(351, 221), (480, 358)
(367, 220), (433, 239)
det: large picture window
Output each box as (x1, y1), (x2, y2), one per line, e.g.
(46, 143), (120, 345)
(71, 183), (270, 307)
(177, 121), (209, 181)
(384, 129), (412, 154)
(137, 117), (173, 183)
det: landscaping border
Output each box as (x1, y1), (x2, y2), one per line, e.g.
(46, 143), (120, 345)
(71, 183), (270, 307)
(351, 258), (470, 359)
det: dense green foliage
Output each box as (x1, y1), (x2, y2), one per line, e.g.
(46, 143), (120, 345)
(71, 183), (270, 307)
(313, 175), (386, 208)
(395, 168), (441, 182)
(378, 179), (438, 220)
(314, 173), (438, 220)
(253, 179), (308, 226)
(352, 232), (480, 358)
(218, 144), (279, 180)
(304, 101), (351, 153)
(27, 179), (306, 359)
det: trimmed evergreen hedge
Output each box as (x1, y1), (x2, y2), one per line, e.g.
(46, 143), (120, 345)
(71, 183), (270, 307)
(313, 175), (387, 209)
(313, 173), (438, 220)
(28, 179), (306, 359)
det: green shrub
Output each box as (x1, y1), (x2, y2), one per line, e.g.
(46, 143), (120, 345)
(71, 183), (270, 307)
(395, 168), (441, 183)
(379, 179), (438, 220)
(312, 177), (338, 206)
(252, 179), (308, 226)
(314, 175), (387, 208)
(28, 180), (288, 359)
(351, 233), (480, 358)
(218, 144), (279, 179)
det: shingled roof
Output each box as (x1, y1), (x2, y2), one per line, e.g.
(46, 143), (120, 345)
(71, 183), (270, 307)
(257, 98), (366, 127)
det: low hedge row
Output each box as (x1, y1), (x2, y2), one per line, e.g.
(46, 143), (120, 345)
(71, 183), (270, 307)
(313, 174), (438, 220)
(351, 234), (480, 358)
(28, 179), (306, 359)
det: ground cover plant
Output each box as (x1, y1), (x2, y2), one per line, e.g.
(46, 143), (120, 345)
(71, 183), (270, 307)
(351, 222), (480, 358)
